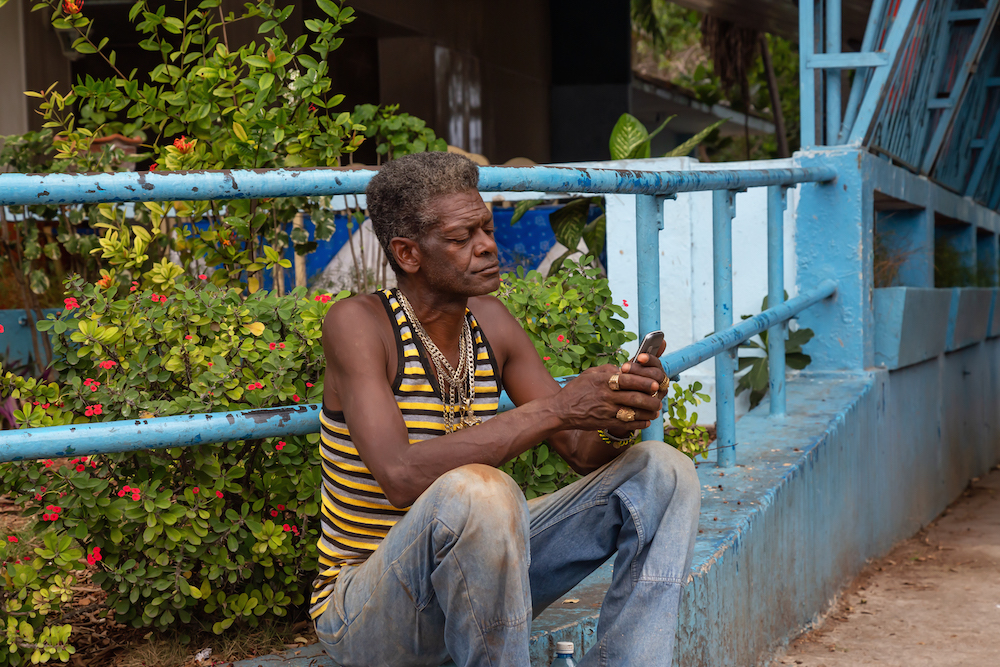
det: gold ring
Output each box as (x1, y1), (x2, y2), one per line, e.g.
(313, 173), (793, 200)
(616, 407), (635, 422)
(652, 376), (670, 398)
(608, 373), (621, 391)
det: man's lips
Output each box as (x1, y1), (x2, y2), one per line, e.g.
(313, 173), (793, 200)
(475, 264), (500, 275)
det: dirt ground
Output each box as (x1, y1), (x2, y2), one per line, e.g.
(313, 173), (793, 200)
(774, 465), (1000, 667)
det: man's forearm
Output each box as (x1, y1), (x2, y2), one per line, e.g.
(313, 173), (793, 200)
(380, 396), (567, 507)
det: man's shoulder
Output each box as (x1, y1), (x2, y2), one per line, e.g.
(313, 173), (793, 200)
(323, 293), (390, 341)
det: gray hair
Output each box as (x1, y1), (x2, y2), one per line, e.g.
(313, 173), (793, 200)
(366, 152), (480, 273)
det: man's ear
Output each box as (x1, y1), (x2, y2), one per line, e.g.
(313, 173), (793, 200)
(389, 237), (421, 275)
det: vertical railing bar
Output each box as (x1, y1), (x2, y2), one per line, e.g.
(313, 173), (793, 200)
(800, 0), (817, 148)
(767, 185), (788, 417)
(826, 0), (843, 144)
(838, 0), (889, 143)
(713, 190), (737, 467)
(635, 194), (665, 443)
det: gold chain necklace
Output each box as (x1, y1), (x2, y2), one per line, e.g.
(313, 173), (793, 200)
(396, 290), (482, 431)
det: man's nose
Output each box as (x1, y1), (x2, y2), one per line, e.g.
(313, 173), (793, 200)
(474, 229), (497, 256)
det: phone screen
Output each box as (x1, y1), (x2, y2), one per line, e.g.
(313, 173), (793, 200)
(630, 330), (664, 364)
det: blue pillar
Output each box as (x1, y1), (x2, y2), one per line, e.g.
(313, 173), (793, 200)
(713, 190), (737, 467)
(767, 185), (787, 417)
(796, 147), (872, 370)
(635, 194), (665, 442)
(825, 0), (842, 144)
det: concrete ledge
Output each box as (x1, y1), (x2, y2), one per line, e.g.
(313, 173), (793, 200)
(236, 351), (1000, 667)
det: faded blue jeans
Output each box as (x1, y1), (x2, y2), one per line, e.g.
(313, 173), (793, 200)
(314, 441), (701, 667)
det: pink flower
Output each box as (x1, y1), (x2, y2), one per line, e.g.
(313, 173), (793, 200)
(557, 335), (565, 342)
(122, 485), (131, 492)
(76, 464), (86, 472)
(269, 343), (276, 350)
(270, 510), (278, 517)
(622, 299), (629, 307)
(185, 335), (193, 340)
(7, 536), (17, 543)
(131, 492), (140, 501)
(64, 297), (79, 311)
(292, 394), (300, 402)
(216, 490), (224, 499)
(282, 524), (291, 532)
(0, 324), (4, 333)
(99, 360), (117, 370)
(198, 274), (208, 280)
(291, 526), (299, 535)
(279, 343), (285, 349)
(543, 356), (551, 361)
(207, 362), (213, 367)
(276, 441), (285, 451)
(276, 504), (285, 511)
(192, 487), (199, 494)
(306, 382), (313, 388)
(86, 546), (102, 565)
(43, 460), (53, 468)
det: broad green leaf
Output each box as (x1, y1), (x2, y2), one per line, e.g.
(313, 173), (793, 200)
(581, 213), (606, 255)
(609, 113), (649, 160)
(510, 199), (544, 225)
(663, 118), (725, 158)
(548, 198), (589, 250)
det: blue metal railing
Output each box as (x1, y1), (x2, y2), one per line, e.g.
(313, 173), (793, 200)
(0, 164), (838, 467)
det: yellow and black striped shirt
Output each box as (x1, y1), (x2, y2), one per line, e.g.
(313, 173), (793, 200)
(309, 288), (501, 619)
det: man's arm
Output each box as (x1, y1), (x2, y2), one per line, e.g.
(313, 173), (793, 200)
(322, 297), (662, 508)
(477, 296), (667, 475)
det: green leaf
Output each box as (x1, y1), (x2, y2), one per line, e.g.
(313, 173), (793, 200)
(510, 199), (544, 225)
(29, 270), (50, 295)
(609, 113), (649, 160)
(581, 213), (606, 255)
(316, 0), (340, 18)
(548, 198), (589, 250)
(663, 119), (725, 158)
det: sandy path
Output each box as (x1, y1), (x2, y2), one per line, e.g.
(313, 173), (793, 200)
(774, 465), (1000, 667)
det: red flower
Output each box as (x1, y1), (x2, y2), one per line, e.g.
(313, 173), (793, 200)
(314, 294), (332, 303)
(216, 490), (224, 499)
(269, 342), (276, 351)
(173, 136), (194, 153)
(43, 460), (53, 468)
(62, 0), (83, 15)
(282, 524), (291, 532)
(276, 504), (285, 511)
(543, 356), (551, 361)
(96, 275), (112, 289)
(192, 487), (199, 494)
(131, 492), (140, 501)
(622, 299), (629, 307)
(279, 343), (285, 349)
(309, 104), (317, 113)
(276, 441), (285, 451)
(64, 297), (79, 311)
(306, 382), (313, 388)
(100, 360), (117, 370)
(292, 394), (300, 402)
(270, 510), (278, 517)
(130, 285), (138, 292)
(7, 536), (17, 543)
(198, 274), (208, 280)
(123, 485), (131, 492)
(86, 546), (102, 565)
(557, 334), (565, 342)
(0, 324), (5, 333)
(76, 464), (86, 472)
(185, 335), (193, 340)
(207, 362), (213, 367)
(149, 163), (158, 172)
(291, 526), (299, 535)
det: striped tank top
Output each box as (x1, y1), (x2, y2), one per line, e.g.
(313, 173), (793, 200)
(310, 288), (502, 619)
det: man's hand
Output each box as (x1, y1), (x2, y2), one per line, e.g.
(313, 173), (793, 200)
(620, 340), (669, 399)
(552, 364), (662, 433)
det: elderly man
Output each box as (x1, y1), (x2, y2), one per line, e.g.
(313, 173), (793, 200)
(312, 152), (700, 667)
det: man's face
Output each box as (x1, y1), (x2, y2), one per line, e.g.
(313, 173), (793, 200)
(417, 189), (500, 295)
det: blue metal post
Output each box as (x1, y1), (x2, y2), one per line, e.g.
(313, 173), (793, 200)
(848, 0), (922, 144)
(767, 186), (787, 417)
(838, 0), (889, 143)
(825, 0), (843, 144)
(800, 0), (817, 147)
(713, 190), (737, 467)
(635, 194), (664, 443)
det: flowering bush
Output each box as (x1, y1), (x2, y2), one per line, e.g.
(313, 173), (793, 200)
(495, 257), (636, 497)
(0, 254), (348, 663)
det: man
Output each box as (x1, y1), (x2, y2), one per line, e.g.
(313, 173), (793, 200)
(313, 152), (700, 667)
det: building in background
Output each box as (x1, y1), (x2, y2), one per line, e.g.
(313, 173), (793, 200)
(0, 0), (773, 164)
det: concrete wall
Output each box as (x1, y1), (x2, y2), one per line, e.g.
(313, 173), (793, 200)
(674, 340), (1000, 664)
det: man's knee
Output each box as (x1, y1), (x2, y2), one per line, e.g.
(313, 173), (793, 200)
(430, 464), (527, 531)
(626, 441), (700, 497)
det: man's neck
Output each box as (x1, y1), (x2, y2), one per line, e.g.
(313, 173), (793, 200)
(396, 280), (468, 363)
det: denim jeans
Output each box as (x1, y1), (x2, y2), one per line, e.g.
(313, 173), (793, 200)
(314, 441), (701, 667)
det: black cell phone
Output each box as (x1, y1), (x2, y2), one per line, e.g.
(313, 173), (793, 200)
(629, 330), (664, 364)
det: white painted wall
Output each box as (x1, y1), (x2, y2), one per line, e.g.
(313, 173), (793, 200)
(597, 157), (802, 423)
